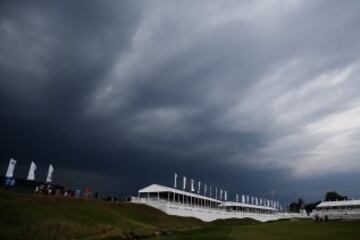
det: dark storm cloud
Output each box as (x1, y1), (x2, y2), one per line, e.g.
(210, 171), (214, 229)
(1, 0), (360, 201)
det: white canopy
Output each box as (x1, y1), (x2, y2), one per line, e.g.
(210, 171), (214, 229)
(221, 201), (277, 211)
(317, 199), (360, 208)
(139, 184), (223, 203)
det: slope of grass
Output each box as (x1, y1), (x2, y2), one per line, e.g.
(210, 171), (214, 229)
(0, 190), (203, 240)
(1, 190), (360, 240)
(151, 219), (360, 240)
(230, 220), (360, 240)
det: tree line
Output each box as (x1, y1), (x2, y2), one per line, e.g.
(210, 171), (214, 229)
(289, 191), (348, 214)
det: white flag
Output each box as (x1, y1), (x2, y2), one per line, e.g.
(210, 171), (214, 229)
(46, 164), (54, 183)
(183, 176), (187, 190)
(6, 158), (17, 178)
(220, 189), (223, 200)
(242, 195), (245, 203)
(191, 179), (195, 192)
(174, 173), (178, 188)
(27, 161), (37, 180)
(224, 190), (228, 201)
(215, 187), (218, 199)
(204, 184), (207, 196)
(236, 193), (239, 202)
(198, 181), (201, 194)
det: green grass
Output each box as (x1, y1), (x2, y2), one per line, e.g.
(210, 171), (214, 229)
(151, 220), (360, 240)
(0, 190), (203, 240)
(229, 220), (360, 240)
(1, 190), (360, 240)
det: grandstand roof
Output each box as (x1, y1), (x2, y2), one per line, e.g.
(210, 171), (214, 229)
(221, 201), (277, 211)
(138, 184), (223, 203)
(317, 199), (360, 208)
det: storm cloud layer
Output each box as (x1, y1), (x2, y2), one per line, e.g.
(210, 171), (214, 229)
(1, 0), (360, 202)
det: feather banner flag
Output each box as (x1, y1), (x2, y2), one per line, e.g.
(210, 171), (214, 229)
(183, 176), (187, 190)
(6, 158), (17, 178)
(46, 164), (54, 183)
(174, 173), (178, 188)
(27, 161), (37, 181)
(183, 176), (186, 190)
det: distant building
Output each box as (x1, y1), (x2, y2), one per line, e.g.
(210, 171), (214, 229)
(311, 199), (360, 221)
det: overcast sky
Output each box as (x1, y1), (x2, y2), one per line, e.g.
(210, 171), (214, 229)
(1, 0), (360, 203)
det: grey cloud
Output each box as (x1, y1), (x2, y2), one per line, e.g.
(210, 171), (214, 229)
(1, 0), (360, 201)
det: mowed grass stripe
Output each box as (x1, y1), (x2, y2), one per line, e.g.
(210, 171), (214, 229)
(229, 220), (360, 240)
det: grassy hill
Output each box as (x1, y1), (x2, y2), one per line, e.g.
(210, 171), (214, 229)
(1, 190), (360, 240)
(0, 190), (204, 240)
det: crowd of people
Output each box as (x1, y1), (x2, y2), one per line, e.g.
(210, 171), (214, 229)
(2, 177), (122, 202)
(34, 184), (98, 199)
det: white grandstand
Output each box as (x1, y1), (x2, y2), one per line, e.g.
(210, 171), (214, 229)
(311, 199), (360, 221)
(131, 184), (306, 222)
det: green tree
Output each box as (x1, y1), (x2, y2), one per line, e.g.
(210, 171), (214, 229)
(289, 198), (305, 213)
(324, 191), (347, 201)
(305, 201), (321, 214)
